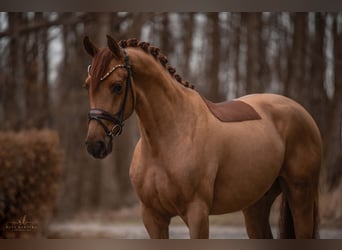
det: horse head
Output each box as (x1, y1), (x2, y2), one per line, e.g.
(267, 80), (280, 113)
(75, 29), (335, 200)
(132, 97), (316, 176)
(83, 35), (135, 159)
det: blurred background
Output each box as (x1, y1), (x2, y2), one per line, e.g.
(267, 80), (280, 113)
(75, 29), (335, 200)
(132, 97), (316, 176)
(0, 12), (341, 238)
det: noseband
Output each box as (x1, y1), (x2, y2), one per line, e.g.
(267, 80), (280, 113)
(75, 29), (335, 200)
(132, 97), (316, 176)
(88, 49), (135, 141)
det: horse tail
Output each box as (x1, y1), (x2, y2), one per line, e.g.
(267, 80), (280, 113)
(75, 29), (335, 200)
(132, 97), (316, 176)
(279, 194), (295, 238)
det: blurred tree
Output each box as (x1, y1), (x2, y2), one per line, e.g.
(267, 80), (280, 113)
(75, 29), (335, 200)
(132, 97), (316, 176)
(181, 13), (195, 80)
(273, 13), (290, 90)
(3, 13), (21, 129)
(207, 12), (222, 101)
(307, 13), (329, 147)
(55, 12), (94, 215)
(160, 13), (171, 54)
(231, 13), (242, 96)
(244, 12), (264, 94)
(326, 13), (342, 189)
(284, 13), (308, 99)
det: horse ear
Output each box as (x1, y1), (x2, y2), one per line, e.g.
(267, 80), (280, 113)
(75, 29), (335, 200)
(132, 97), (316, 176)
(107, 35), (123, 59)
(83, 36), (98, 57)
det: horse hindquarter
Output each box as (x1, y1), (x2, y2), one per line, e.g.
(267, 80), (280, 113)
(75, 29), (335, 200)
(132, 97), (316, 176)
(241, 94), (321, 238)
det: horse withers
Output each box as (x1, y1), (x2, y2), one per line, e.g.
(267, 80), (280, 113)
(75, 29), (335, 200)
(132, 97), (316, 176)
(83, 35), (322, 239)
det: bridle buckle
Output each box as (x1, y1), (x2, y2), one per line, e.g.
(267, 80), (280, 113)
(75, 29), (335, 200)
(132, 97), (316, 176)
(108, 124), (123, 137)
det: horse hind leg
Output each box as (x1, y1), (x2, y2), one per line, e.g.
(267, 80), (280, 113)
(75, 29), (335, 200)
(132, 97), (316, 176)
(279, 174), (320, 239)
(278, 136), (321, 238)
(242, 180), (281, 239)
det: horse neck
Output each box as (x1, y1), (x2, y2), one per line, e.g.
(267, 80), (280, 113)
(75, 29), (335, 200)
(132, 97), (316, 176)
(128, 48), (196, 147)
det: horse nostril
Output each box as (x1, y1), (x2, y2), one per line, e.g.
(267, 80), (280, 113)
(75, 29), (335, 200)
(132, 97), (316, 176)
(96, 140), (106, 151)
(86, 140), (107, 158)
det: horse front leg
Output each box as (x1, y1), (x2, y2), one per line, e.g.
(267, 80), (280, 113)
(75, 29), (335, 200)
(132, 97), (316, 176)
(141, 203), (171, 239)
(184, 200), (210, 239)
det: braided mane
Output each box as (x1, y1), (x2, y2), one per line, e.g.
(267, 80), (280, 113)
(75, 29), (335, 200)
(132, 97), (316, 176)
(119, 38), (195, 89)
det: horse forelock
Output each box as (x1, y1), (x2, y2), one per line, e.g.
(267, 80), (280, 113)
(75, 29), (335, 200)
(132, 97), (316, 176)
(119, 38), (195, 89)
(89, 48), (114, 91)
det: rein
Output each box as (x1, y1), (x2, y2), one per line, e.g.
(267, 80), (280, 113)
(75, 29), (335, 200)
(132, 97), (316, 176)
(88, 48), (134, 141)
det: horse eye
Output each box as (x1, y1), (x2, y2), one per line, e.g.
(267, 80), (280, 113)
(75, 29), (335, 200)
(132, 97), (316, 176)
(111, 83), (123, 94)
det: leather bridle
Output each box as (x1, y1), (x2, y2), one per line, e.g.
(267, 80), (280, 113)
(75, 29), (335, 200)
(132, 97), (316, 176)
(88, 49), (135, 142)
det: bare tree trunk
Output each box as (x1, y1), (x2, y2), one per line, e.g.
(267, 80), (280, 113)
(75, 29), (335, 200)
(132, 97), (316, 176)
(160, 13), (171, 54)
(207, 13), (222, 101)
(182, 13), (195, 81)
(23, 13), (40, 129)
(39, 13), (51, 128)
(274, 13), (289, 89)
(284, 13), (307, 99)
(124, 13), (150, 39)
(244, 12), (263, 94)
(308, 13), (328, 144)
(3, 13), (21, 130)
(56, 13), (85, 215)
(231, 13), (242, 97)
(325, 13), (342, 189)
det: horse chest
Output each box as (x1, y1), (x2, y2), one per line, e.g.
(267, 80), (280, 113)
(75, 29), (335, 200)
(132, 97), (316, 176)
(130, 140), (209, 215)
(133, 166), (189, 215)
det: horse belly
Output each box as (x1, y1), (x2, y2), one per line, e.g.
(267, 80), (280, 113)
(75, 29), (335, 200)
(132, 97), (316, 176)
(210, 124), (284, 214)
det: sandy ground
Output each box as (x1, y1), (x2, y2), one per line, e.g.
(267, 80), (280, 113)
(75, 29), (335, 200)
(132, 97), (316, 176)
(47, 205), (342, 239)
(47, 212), (342, 239)
(47, 222), (342, 239)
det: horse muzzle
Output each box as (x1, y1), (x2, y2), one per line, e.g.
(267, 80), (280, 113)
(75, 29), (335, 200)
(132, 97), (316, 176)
(85, 138), (112, 159)
(85, 109), (122, 159)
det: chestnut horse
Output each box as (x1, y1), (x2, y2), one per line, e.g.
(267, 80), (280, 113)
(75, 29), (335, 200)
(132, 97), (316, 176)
(83, 35), (322, 239)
